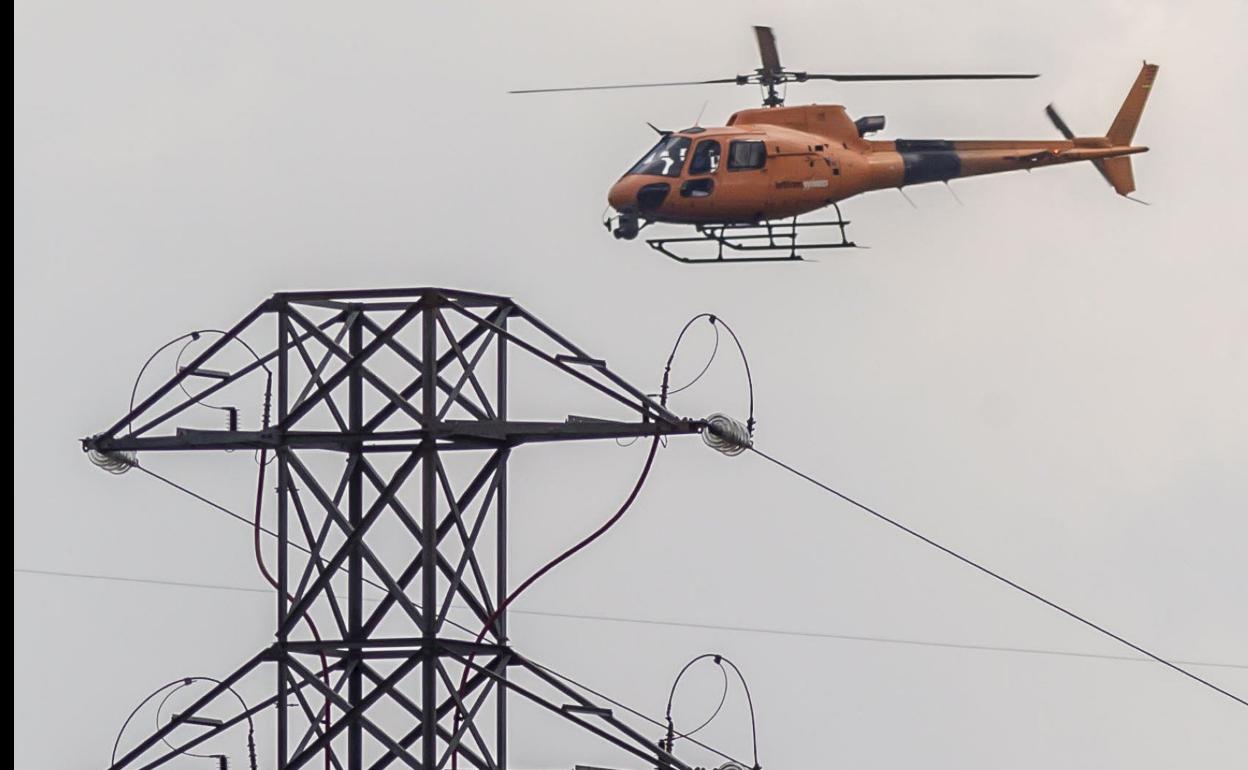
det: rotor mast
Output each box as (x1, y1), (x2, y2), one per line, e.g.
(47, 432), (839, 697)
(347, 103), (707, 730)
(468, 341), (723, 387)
(752, 26), (787, 107)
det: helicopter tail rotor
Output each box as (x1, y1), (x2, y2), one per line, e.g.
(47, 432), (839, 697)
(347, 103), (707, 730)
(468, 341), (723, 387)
(1045, 103), (1076, 139)
(1044, 62), (1158, 197)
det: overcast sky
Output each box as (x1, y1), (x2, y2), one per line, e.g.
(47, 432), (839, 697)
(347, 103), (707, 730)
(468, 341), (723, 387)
(14, 1), (1248, 768)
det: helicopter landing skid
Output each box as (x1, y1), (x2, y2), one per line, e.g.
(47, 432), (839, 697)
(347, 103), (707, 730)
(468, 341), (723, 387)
(647, 207), (857, 264)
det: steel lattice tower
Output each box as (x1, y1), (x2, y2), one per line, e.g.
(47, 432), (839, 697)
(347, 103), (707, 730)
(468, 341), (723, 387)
(87, 288), (704, 770)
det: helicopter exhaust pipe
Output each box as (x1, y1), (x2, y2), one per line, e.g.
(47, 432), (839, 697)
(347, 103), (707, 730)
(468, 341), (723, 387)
(855, 115), (886, 136)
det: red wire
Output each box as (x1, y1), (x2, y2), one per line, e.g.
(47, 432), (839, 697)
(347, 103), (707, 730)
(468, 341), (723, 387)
(253, 447), (332, 770)
(451, 430), (662, 769)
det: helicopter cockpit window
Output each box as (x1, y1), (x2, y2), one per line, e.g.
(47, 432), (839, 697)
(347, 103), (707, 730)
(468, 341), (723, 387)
(727, 140), (767, 170)
(627, 136), (691, 177)
(689, 140), (721, 175)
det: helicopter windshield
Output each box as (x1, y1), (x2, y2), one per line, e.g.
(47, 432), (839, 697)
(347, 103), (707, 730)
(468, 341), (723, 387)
(626, 136), (690, 177)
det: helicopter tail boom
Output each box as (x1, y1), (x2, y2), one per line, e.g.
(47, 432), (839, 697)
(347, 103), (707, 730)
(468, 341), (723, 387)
(863, 63), (1158, 197)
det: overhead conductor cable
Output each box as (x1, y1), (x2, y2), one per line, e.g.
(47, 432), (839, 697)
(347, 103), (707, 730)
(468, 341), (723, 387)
(745, 445), (1248, 709)
(674, 315), (1246, 710)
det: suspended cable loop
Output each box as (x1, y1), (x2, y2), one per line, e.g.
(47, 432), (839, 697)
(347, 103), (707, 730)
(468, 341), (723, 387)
(658, 313), (757, 451)
(521, 655), (749, 768)
(175, 335), (239, 420)
(664, 654), (728, 747)
(663, 653), (761, 769)
(123, 328), (271, 437)
(154, 678), (258, 767)
(665, 320), (720, 398)
(676, 664), (729, 741)
(111, 676), (257, 770)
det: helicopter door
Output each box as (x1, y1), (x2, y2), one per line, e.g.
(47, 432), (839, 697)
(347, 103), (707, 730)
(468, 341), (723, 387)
(681, 139), (721, 198)
(714, 138), (768, 217)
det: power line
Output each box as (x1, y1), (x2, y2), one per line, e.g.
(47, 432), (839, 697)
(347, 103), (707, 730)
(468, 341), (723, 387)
(131, 463), (483, 638)
(75, 437), (1248, 703)
(18, 571), (747, 765)
(746, 444), (1248, 708)
(511, 606), (1248, 671)
(135, 465), (284, 545)
(17, 567), (271, 597)
(16, 567), (1248, 671)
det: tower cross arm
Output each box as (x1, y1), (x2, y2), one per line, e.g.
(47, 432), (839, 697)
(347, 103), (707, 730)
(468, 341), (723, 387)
(83, 417), (705, 454)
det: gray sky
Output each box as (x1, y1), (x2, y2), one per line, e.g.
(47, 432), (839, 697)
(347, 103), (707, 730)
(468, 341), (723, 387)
(14, 1), (1248, 768)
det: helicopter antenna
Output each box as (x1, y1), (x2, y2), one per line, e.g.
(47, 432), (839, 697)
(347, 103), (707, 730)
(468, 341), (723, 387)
(509, 26), (1037, 108)
(693, 100), (710, 127)
(943, 180), (964, 207)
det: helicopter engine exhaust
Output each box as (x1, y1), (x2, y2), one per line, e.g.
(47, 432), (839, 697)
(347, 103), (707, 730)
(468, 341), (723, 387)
(854, 115), (886, 136)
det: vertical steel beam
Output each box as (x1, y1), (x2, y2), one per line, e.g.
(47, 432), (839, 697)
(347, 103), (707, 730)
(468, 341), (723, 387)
(495, 310), (509, 770)
(348, 308), (364, 770)
(421, 297), (439, 769)
(278, 300), (292, 768)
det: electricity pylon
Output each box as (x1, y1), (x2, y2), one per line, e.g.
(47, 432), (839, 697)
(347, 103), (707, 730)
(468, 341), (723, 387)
(87, 288), (703, 770)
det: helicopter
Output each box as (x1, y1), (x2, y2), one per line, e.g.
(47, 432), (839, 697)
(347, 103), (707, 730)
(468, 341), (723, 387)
(512, 26), (1159, 263)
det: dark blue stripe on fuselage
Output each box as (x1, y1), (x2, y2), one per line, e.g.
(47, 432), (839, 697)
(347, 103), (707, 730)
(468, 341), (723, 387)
(900, 152), (960, 184)
(896, 139), (961, 185)
(896, 140), (960, 185)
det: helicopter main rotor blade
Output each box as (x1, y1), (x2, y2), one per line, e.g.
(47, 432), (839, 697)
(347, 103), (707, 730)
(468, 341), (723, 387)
(754, 25), (783, 74)
(509, 78), (739, 94)
(1045, 103), (1076, 139)
(800, 72), (1038, 82)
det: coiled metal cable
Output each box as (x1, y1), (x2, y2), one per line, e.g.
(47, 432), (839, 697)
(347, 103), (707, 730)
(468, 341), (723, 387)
(88, 449), (139, 475)
(702, 413), (752, 456)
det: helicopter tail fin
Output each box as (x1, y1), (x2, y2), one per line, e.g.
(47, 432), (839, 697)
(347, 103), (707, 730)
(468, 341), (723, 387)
(1095, 62), (1157, 196)
(1106, 62), (1159, 147)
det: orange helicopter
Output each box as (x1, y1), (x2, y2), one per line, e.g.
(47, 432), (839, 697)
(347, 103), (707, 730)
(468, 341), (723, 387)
(513, 26), (1158, 263)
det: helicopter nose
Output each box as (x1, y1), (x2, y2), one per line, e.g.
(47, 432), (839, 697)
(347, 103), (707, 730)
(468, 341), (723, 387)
(607, 178), (639, 211)
(608, 177), (670, 212)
